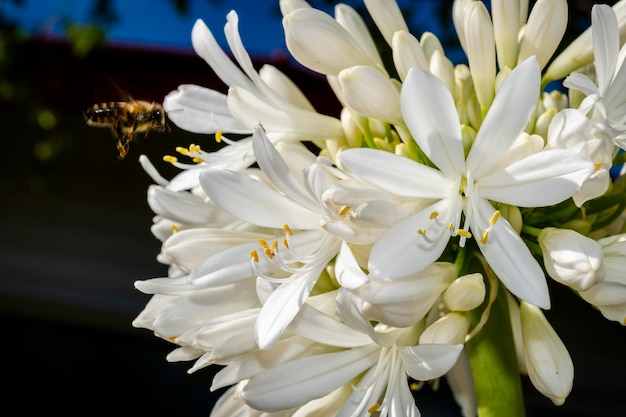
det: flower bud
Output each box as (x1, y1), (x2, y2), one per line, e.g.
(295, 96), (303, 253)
(520, 302), (573, 406)
(443, 273), (486, 311)
(419, 312), (470, 345)
(517, 0), (568, 70)
(538, 227), (605, 291)
(392, 30), (429, 81)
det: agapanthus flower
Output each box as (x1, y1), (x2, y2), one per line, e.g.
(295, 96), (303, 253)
(129, 1), (626, 416)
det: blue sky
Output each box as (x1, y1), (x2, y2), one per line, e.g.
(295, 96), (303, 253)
(2, 0), (458, 58)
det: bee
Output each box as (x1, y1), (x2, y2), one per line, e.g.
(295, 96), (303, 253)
(83, 99), (168, 160)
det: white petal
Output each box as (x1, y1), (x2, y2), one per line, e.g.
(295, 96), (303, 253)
(191, 19), (256, 92)
(252, 127), (321, 212)
(466, 57), (540, 178)
(335, 241), (369, 289)
(401, 67), (466, 175)
(242, 345), (379, 412)
(592, 4), (620, 93)
(199, 167), (321, 229)
(399, 344), (464, 381)
(563, 72), (600, 97)
(368, 199), (454, 279)
(228, 86), (344, 142)
(255, 268), (322, 350)
(478, 149), (594, 207)
(259, 64), (316, 112)
(162, 85), (249, 134)
(471, 197), (550, 309)
(338, 148), (454, 199)
(147, 184), (229, 225)
(334, 4), (381, 66)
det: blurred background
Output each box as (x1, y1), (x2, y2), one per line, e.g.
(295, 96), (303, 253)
(0, 0), (624, 415)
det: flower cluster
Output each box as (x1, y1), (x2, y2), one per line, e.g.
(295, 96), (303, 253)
(132, 0), (626, 416)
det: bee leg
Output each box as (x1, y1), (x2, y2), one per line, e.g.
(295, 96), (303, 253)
(113, 121), (130, 160)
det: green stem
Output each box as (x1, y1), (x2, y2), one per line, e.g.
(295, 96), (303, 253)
(467, 280), (525, 417)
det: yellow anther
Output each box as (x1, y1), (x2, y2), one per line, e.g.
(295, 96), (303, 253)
(283, 224), (293, 236)
(258, 239), (270, 250)
(489, 210), (501, 225)
(163, 155), (178, 163)
(457, 229), (472, 238)
(264, 248), (274, 259)
(409, 382), (420, 391)
(367, 403), (381, 414)
(168, 336), (178, 342)
(447, 223), (454, 229)
(175, 146), (189, 155)
(418, 228), (426, 235)
(250, 249), (259, 263)
(215, 130), (223, 143)
(481, 230), (489, 244)
(283, 237), (289, 249)
(429, 211), (439, 220)
(192, 157), (204, 163)
(339, 205), (351, 218)
(171, 224), (180, 233)
(192, 144), (201, 153)
(594, 162), (604, 170)
(271, 239), (279, 253)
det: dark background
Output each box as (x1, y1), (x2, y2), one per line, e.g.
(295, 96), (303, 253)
(0, 0), (624, 415)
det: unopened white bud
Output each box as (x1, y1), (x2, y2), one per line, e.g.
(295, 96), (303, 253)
(520, 302), (573, 406)
(419, 312), (470, 345)
(538, 227), (605, 291)
(443, 273), (486, 311)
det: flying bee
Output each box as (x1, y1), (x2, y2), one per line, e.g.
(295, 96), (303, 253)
(83, 99), (168, 160)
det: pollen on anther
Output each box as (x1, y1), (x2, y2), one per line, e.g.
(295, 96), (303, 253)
(193, 157), (204, 163)
(490, 210), (501, 225)
(481, 230), (489, 244)
(283, 224), (293, 236)
(457, 229), (472, 239)
(271, 239), (279, 253)
(175, 146), (189, 155)
(429, 211), (439, 220)
(447, 223), (454, 229)
(367, 403), (381, 414)
(418, 228), (426, 235)
(339, 205), (351, 218)
(410, 382), (422, 391)
(163, 155), (178, 163)
(215, 130), (223, 143)
(171, 224), (180, 233)
(594, 162), (604, 170)
(259, 239), (270, 250)
(250, 250), (259, 263)
(283, 237), (289, 249)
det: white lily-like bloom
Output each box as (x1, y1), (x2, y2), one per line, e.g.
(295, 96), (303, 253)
(194, 126), (349, 350)
(564, 4), (626, 146)
(520, 301), (574, 406)
(338, 57), (594, 309)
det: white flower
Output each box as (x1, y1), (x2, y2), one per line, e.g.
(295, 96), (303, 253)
(564, 4), (626, 139)
(194, 126), (345, 350)
(338, 57), (594, 308)
(520, 301), (574, 406)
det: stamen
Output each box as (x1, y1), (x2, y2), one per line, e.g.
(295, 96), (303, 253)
(594, 162), (604, 170)
(339, 205), (351, 218)
(271, 239), (279, 254)
(215, 130), (223, 143)
(175, 146), (189, 155)
(283, 224), (293, 236)
(410, 381), (422, 391)
(456, 229), (472, 239)
(367, 403), (381, 414)
(283, 237), (289, 249)
(489, 210), (500, 225)
(429, 211), (439, 220)
(481, 230), (489, 244)
(447, 223), (454, 230)
(192, 157), (204, 163)
(163, 155), (177, 163)
(418, 228), (426, 235)
(250, 249), (259, 263)
(171, 224), (179, 233)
